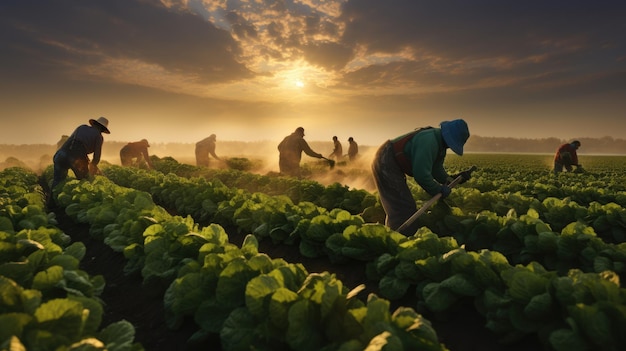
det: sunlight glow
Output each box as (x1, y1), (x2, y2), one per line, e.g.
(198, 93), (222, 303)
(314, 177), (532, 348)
(295, 80), (305, 88)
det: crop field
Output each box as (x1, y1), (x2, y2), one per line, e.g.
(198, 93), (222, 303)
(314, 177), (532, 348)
(1, 152), (626, 351)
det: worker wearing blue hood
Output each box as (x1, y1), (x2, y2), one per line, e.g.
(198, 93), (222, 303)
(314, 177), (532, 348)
(372, 119), (471, 235)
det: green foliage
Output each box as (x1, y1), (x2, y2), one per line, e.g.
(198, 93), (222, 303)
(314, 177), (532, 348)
(28, 154), (626, 350)
(0, 167), (143, 350)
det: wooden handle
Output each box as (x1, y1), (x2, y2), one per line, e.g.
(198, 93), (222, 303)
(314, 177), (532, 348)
(396, 165), (477, 233)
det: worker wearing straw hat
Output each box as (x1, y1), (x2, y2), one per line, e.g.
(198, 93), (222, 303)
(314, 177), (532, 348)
(52, 116), (110, 190)
(120, 139), (154, 169)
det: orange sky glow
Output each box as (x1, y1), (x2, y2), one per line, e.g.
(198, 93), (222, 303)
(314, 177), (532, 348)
(1, 0), (625, 147)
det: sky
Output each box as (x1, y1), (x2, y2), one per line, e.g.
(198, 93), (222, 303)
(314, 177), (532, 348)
(1, 0), (625, 147)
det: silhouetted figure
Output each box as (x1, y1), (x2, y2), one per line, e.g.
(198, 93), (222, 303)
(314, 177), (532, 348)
(554, 140), (581, 173)
(328, 136), (343, 160)
(52, 117), (110, 190)
(195, 134), (221, 166)
(347, 137), (359, 161)
(56, 135), (69, 150)
(278, 127), (324, 177)
(120, 139), (153, 169)
(372, 119), (471, 236)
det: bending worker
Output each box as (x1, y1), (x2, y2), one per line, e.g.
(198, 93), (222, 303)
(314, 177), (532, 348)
(120, 139), (153, 169)
(278, 127), (324, 177)
(195, 134), (221, 166)
(52, 117), (110, 190)
(328, 136), (343, 160)
(553, 140), (581, 173)
(372, 119), (471, 236)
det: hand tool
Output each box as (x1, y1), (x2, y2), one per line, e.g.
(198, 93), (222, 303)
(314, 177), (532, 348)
(322, 157), (336, 169)
(396, 165), (477, 233)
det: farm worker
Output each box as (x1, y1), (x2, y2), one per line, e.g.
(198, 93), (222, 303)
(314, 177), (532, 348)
(120, 139), (153, 169)
(328, 136), (343, 160)
(553, 140), (581, 173)
(195, 134), (221, 166)
(52, 116), (110, 190)
(278, 127), (324, 177)
(347, 137), (359, 161)
(371, 119), (471, 236)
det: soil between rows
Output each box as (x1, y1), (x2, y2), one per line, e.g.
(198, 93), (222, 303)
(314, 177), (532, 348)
(48, 198), (541, 351)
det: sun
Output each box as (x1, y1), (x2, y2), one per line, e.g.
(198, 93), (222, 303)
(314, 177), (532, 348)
(295, 80), (305, 88)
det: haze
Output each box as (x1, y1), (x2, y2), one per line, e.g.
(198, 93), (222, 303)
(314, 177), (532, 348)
(1, 0), (625, 147)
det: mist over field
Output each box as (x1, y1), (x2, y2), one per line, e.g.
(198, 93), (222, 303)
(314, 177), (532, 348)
(2, 135), (626, 191)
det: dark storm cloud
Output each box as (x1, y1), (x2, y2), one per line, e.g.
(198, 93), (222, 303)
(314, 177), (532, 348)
(338, 0), (626, 92)
(0, 0), (253, 84)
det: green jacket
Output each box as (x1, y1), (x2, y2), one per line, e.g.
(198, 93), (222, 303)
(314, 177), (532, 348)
(393, 128), (448, 196)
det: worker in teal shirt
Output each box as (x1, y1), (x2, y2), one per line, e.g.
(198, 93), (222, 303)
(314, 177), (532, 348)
(371, 119), (471, 235)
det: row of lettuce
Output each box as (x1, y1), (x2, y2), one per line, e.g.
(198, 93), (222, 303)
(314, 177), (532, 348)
(43, 166), (449, 351)
(98, 161), (626, 351)
(104, 164), (626, 281)
(147, 155), (626, 244)
(147, 154), (626, 214)
(59, 166), (626, 350)
(0, 167), (142, 351)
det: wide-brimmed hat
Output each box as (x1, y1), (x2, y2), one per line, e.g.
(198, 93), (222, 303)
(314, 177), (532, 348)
(89, 117), (110, 134)
(440, 119), (470, 155)
(140, 139), (150, 147)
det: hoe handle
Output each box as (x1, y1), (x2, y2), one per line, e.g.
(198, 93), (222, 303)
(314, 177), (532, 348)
(396, 165), (477, 233)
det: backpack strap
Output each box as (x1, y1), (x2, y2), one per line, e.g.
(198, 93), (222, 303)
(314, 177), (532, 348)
(391, 127), (433, 176)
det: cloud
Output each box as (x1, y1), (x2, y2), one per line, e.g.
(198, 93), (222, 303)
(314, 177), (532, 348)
(302, 41), (353, 70)
(0, 0), (253, 86)
(338, 0), (626, 95)
(1, 0), (624, 146)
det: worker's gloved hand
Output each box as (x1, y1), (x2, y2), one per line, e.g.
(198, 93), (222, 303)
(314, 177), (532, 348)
(440, 185), (451, 198)
(452, 170), (472, 184)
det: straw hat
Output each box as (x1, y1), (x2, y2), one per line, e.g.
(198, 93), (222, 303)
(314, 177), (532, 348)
(89, 117), (110, 134)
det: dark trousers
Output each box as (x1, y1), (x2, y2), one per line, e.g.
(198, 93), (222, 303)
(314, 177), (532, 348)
(52, 146), (89, 190)
(371, 141), (419, 236)
(553, 161), (573, 173)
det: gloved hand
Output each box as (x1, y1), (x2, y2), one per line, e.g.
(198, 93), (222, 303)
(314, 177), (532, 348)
(452, 170), (472, 184)
(440, 185), (451, 198)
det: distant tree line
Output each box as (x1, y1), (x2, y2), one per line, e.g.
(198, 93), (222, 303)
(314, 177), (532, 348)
(464, 136), (626, 155)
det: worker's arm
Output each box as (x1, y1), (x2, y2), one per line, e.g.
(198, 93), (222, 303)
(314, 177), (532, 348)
(300, 139), (323, 158)
(142, 149), (153, 168)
